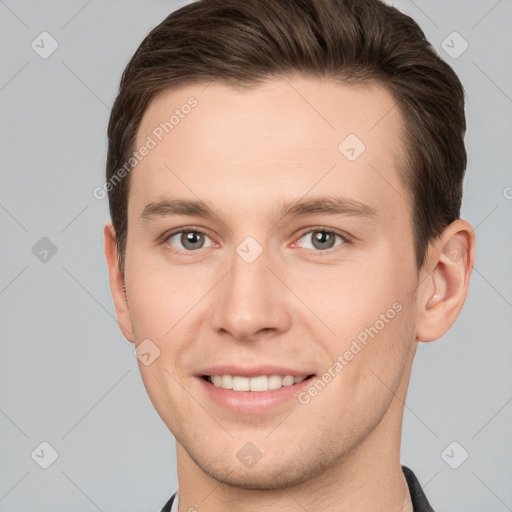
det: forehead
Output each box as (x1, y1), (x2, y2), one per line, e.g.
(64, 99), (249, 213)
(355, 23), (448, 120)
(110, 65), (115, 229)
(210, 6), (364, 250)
(129, 76), (410, 225)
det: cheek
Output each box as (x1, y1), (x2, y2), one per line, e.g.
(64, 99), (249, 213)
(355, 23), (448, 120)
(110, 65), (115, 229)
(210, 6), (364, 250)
(352, 300), (416, 398)
(124, 253), (202, 336)
(289, 259), (406, 341)
(306, 302), (416, 429)
(124, 255), (213, 390)
(296, 260), (416, 394)
(136, 358), (197, 441)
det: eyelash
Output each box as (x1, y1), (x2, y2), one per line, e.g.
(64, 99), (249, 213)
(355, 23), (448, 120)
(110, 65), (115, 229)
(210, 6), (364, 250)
(159, 226), (352, 256)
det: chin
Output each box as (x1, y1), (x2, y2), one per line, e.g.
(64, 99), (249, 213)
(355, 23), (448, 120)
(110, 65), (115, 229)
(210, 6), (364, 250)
(202, 462), (316, 490)
(186, 442), (340, 491)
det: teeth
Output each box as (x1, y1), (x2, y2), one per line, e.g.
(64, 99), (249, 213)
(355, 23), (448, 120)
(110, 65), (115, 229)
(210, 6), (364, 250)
(208, 374), (308, 392)
(268, 375), (283, 390)
(232, 376), (250, 391)
(249, 375), (268, 391)
(282, 375), (295, 386)
(221, 375), (233, 389)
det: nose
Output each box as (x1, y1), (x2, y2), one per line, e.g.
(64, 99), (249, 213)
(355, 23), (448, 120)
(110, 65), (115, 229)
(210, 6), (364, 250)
(210, 242), (292, 342)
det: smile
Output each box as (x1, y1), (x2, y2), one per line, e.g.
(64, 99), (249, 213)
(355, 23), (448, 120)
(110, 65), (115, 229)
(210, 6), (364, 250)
(198, 372), (316, 414)
(203, 374), (313, 392)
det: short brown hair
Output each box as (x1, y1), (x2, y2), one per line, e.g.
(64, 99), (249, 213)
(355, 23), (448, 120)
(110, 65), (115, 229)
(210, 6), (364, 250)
(106, 0), (466, 277)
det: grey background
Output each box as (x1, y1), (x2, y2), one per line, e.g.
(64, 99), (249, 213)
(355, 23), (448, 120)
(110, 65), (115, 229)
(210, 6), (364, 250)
(0, 0), (510, 510)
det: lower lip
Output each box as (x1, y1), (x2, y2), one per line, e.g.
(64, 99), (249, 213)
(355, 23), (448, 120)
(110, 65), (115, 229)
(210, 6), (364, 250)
(197, 376), (315, 414)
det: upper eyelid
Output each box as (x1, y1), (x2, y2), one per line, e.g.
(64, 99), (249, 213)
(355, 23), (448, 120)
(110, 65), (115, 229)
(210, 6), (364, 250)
(164, 227), (215, 245)
(295, 226), (350, 240)
(159, 226), (211, 241)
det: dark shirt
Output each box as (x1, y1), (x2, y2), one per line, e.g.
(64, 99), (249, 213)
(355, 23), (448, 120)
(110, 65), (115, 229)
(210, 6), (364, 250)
(160, 465), (434, 512)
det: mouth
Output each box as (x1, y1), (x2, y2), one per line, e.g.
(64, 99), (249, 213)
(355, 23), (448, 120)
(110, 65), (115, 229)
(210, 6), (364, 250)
(201, 374), (316, 392)
(197, 371), (317, 414)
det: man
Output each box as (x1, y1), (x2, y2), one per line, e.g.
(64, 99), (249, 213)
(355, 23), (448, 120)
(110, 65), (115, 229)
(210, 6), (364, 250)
(103, 0), (475, 510)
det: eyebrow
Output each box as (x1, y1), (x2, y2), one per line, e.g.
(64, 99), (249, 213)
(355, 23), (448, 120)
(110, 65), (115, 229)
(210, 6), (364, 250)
(139, 195), (378, 223)
(140, 198), (213, 221)
(280, 196), (378, 219)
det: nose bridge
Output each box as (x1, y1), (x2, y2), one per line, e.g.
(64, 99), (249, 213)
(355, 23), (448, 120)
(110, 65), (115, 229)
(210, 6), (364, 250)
(211, 236), (290, 341)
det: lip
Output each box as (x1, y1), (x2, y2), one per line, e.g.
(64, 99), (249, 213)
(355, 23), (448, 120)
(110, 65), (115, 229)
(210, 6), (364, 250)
(196, 369), (316, 414)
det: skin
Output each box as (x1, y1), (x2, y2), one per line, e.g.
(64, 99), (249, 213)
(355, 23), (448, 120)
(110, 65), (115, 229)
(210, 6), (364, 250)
(104, 76), (475, 511)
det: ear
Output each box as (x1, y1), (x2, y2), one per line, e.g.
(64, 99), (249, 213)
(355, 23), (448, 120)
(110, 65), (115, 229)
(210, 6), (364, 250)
(103, 222), (135, 343)
(416, 219), (475, 343)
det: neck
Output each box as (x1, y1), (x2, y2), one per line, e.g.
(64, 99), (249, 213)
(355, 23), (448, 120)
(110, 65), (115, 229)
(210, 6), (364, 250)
(176, 457), (413, 512)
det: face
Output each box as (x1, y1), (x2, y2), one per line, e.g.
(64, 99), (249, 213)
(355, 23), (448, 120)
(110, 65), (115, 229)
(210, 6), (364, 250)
(118, 77), (422, 488)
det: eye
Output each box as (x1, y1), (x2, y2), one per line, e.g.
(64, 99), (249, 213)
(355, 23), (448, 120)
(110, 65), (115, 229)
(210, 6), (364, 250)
(295, 229), (347, 252)
(165, 229), (215, 252)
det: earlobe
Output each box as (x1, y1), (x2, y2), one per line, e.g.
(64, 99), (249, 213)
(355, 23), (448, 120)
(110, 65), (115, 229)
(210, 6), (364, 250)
(103, 222), (135, 343)
(416, 220), (475, 343)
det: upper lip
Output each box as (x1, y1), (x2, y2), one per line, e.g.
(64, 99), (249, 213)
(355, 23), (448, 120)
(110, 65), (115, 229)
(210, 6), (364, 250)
(198, 365), (315, 378)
